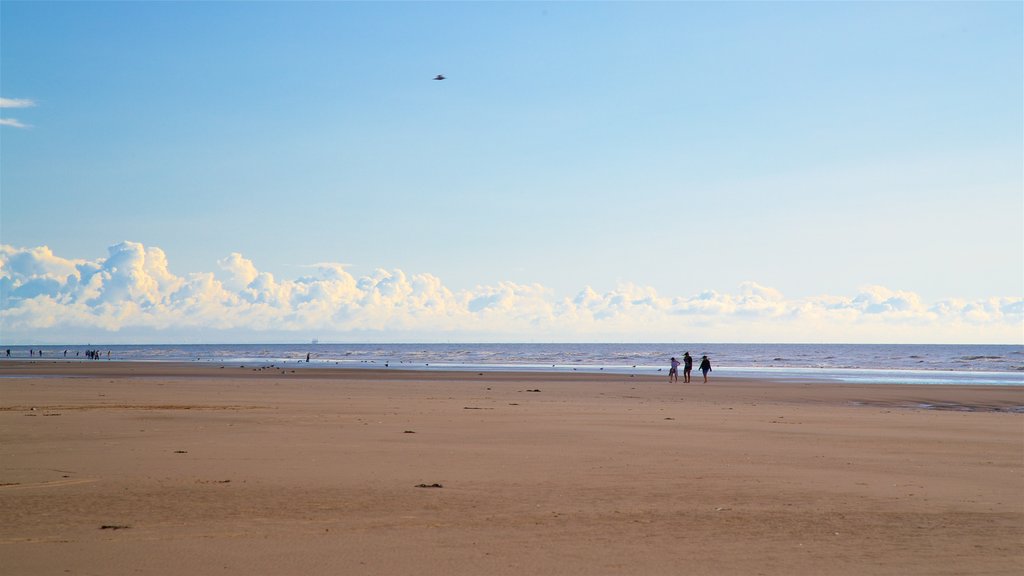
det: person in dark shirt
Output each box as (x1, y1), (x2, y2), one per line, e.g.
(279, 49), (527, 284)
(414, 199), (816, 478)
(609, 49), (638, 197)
(699, 355), (712, 383)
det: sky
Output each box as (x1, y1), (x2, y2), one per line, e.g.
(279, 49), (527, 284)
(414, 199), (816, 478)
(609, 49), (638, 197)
(1, 1), (1021, 345)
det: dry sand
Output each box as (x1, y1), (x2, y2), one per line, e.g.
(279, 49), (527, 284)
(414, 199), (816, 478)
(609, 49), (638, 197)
(1, 361), (1021, 575)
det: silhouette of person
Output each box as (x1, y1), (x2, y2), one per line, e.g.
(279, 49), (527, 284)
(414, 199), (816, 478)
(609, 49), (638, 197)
(683, 352), (693, 383)
(699, 355), (712, 383)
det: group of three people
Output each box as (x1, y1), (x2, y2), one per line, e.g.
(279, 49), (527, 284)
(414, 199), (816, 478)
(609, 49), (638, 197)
(669, 352), (711, 383)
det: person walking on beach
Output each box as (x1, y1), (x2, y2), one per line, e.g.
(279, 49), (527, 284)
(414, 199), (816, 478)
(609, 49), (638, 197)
(669, 357), (681, 382)
(699, 355), (712, 383)
(683, 352), (693, 383)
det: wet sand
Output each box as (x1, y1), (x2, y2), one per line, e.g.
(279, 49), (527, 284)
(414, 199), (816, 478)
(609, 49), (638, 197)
(1, 361), (1022, 575)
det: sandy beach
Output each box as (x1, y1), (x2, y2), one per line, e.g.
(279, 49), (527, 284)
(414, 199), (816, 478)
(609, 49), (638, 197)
(1, 361), (1021, 575)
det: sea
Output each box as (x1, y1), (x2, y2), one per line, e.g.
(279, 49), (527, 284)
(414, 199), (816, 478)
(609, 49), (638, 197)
(3, 343), (1023, 386)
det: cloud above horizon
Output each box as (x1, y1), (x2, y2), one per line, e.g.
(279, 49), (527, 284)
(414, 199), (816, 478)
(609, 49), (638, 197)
(0, 97), (37, 129)
(1, 241), (1021, 344)
(0, 98), (36, 108)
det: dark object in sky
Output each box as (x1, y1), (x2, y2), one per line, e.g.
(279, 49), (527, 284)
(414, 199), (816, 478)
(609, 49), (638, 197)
(433, 74), (445, 80)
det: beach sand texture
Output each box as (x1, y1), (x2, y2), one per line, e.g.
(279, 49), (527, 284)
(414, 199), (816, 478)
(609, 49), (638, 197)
(1, 362), (1021, 575)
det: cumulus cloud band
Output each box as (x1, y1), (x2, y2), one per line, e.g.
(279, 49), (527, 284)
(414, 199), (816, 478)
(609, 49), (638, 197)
(1, 241), (1020, 343)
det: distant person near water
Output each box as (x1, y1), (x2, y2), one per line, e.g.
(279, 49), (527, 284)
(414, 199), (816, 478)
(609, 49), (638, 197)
(699, 355), (712, 383)
(669, 357), (680, 382)
(682, 352), (693, 383)
(306, 353), (311, 363)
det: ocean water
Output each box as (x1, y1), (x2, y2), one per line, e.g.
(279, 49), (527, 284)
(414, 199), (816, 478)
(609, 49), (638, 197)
(3, 343), (1022, 386)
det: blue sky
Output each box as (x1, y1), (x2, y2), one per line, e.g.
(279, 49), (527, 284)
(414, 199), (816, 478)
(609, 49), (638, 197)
(1, 1), (1021, 344)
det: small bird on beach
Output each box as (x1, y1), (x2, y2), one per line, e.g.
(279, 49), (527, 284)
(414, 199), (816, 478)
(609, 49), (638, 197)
(433, 74), (446, 80)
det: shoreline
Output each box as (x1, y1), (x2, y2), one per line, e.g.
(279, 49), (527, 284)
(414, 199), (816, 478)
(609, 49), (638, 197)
(2, 362), (1022, 575)
(3, 357), (1022, 387)
(2, 341), (1021, 378)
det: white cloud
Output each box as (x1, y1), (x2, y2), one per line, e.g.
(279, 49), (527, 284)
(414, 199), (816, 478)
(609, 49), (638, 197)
(1, 241), (1021, 344)
(1, 97), (37, 129)
(0, 98), (36, 108)
(217, 252), (260, 292)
